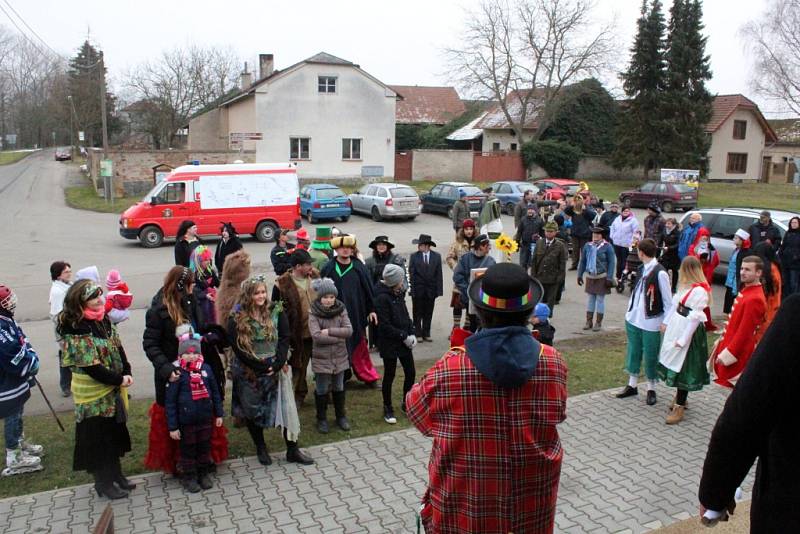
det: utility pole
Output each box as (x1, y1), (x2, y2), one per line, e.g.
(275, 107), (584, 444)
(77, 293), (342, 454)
(99, 52), (109, 152)
(67, 95), (74, 155)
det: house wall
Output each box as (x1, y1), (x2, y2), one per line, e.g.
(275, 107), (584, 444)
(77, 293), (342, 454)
(227, 96), (258, 151)
(255, 63), (396, 179)
(187, 108), (229, 151)
(763, 144), (800, 183)
(481, 128), (535, 151)
(707, 109), (766, 181)
(411, 149), (472, 181)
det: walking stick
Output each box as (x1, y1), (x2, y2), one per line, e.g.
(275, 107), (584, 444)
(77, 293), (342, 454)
(34, 378), (65, 432)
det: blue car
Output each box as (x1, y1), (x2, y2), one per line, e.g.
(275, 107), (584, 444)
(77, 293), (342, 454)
(490, 181), (539, 215)
(300, 184), (352, 223)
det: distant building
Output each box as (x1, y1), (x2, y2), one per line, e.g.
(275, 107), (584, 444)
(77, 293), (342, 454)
(188, 52), (398, 179)
(389, 85), (465, 126)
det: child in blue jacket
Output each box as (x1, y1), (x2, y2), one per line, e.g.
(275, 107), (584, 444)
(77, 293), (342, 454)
(0, 284), (43, 477)
(166, 328), (223, 492)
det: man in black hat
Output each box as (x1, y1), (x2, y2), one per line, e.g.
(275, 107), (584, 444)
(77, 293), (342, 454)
(453, 234), (496, 332)
(406, 263), (566, 534)
(365, 235), (407, 348)
(530, 221), (568, 315)
(409, 234), (443, 342)
(644, 202), (666, 249)
(515, 203), (544, 270)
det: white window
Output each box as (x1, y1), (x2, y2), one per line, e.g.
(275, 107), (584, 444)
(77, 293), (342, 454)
(318, 76), (337, 94)
(342, 138), (362, 160)
(290, 137), (310, 160)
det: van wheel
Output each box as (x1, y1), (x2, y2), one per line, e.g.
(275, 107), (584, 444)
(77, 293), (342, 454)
(255, 221), (279, 242)
(306, 210), (316, 224)
(139, 226), (163, 248)
(371, 206), (383, 222)
(661, 201), (673, 213)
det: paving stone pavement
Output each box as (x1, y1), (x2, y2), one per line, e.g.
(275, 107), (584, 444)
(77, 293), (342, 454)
(0, 383), (753, 534)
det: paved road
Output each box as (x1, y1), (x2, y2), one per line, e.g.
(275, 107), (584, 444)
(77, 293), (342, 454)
(1, 152), (725, 415)
(0, 383), (753, 534)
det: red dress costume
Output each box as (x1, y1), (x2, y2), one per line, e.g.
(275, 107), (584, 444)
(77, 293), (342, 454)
(712, 284), (767, 388)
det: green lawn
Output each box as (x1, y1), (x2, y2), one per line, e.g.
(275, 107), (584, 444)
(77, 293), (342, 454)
(0, 333), (627, 498)
(0, 150), (33, 165)
(589, 179), (800, 212)
(64, 183), (140, 214)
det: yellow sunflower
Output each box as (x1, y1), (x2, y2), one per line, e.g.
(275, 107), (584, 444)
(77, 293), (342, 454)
(495, 233), (518, 254)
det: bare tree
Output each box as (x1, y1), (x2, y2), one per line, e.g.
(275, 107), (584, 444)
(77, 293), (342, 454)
(741, 0), (800, 115)
(446, 0), (617, 141)
(126, 44), (240, 148)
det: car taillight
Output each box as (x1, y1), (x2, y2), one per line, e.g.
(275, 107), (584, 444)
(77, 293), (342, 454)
(385, 198), (393, 206)
(296, 196), (301, 215)
(673, 193), (681, 199)
(313, 202), (321, 208)
(346, 199), (352, 208)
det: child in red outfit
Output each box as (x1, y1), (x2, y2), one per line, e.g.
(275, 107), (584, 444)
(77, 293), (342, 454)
(105, 269), (133, 324)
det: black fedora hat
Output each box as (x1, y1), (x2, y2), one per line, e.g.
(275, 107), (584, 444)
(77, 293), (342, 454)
(468, 263), (543, 314)
(412, 234), (436, 247)
(368, 235), (394, 249)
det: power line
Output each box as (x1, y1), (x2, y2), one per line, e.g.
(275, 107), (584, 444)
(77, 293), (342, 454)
(0, 1), (60, 60)
(2, 0), (60, 57)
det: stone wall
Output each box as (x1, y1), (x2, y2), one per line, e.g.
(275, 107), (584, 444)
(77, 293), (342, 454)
(87, 149), (255, 196)
(411, 149), (472, 181)
(577, 156), (645, 180)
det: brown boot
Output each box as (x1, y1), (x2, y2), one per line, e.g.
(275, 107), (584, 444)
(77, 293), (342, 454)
(669, 396), (689, 411)
(583, 312), (593, 330)
(592, 313), (603, 331)
(666, 405), (685, 425)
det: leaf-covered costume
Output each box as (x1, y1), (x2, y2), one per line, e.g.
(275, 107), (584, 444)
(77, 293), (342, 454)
(60, 318), (131, 473)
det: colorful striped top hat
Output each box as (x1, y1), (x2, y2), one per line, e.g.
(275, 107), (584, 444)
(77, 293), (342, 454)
(312, 227), (332, 250)
(468, 263), (542, 314)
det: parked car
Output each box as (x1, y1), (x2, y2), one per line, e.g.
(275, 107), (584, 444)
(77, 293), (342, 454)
(490, 181), (539, 215)
(299, 184), (351, 223)
(54, 148), (71, 161)
(533, 178), (599, 205)
(678, 207), (798, 276)
(420, 182), (486, 220)
(349, 182), (421, 221)
(119, 162), (301, 248)
(618, 181), (697, 212)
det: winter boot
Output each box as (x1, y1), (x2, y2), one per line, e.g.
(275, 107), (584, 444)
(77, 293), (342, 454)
(315, 394), (329, 434)
(2, 448), (43, 477)
(19, 435), (43, 457)
(180, 473), (201, 493)
(256, 446), (272, 466)
(197, 466), (213, 490)
(592, 313), (604, 332)
(94, 468), (128, 499)
(285, 444), (314, 465)
(114, 460), (136, 491)
(583, 312), (593, 330)
(666, 405), (686, 425)
(332, 391), (351, 431)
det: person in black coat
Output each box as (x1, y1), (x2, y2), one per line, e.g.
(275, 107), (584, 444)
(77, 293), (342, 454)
(779, 216), (800, 296)
(698, 294), (800, 531)
(174, 220), (201, 267)
(374, 264), (416, 424)
(659, 218), (681, 293)
(214, 222), (243, 276)
(408, 234), (443, 342)
(514, 205), (544, 270)
(556, 197), (596, 270)
(270, 230), (295, 276)
(747, 210), (782, 253)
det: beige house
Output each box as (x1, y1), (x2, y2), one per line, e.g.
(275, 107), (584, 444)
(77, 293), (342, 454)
(188, 52), (398, 179)
(705, 95), (778, 181)
(475, 91), (538, 152)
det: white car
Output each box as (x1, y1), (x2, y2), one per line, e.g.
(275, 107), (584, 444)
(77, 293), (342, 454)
(349, 182), (421, 221)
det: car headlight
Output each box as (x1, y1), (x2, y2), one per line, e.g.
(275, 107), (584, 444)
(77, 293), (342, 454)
(121, 218), (129, 228)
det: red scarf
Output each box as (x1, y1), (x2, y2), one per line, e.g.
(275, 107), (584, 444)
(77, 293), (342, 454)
(180, 356), (209, 401)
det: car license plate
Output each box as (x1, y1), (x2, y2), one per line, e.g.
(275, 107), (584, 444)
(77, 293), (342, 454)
(324, 204), (338, 208)
(470, 211), (479, 218)
(683, 196), (693, 200)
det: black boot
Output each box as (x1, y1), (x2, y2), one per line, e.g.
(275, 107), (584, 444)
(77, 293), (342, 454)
(256, 446), (272, 466)
(180, 473), (201, 493)
(94, 469), (128, 500)
(286, 443), (314, 465)
(332, 391), (351, 431)
(247, 421), (272, 466)
(197, 466), (213, 490)
(113, 459), (136, 490)
(315, 393), (329, 434)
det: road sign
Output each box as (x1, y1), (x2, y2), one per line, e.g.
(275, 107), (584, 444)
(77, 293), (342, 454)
(230, 132), (263, 141)
(78, 131), (85, 142)
(100, 159), (113, 177)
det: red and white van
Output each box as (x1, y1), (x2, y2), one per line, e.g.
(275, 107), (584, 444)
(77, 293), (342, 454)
(119, 162), (301, 248)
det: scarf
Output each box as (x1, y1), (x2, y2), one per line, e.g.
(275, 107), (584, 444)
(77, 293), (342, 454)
(82, 308), (106, 322)
(180, 356), (209, 401)
(310, 299), (346, 318)
(585, 240), (606, 274)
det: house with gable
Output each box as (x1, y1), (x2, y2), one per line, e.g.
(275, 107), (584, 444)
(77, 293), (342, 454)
(188, 52), (398, 179)
(389, 85), (465, 126)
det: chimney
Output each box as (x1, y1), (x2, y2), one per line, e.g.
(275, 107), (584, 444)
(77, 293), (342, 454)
(239, 62), (252, 90)
(259, 54), (274, 79)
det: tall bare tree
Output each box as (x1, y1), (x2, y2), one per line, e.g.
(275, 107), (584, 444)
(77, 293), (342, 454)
(446, 0), (617, 141)
(126, 44), (240, 148)
(741, 0), (800, 115)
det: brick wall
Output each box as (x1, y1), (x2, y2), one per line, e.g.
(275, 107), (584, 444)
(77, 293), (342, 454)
(87, 149), (255, 196)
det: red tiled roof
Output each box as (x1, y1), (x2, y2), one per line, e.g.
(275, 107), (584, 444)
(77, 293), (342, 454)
(706, 94), (777, 142)
(475, 89), (543, 130)
(389, 85), (465, 125)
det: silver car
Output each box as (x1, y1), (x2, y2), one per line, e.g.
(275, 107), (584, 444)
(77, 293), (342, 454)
(349, 182), (421, 221)
(679, 208), (798, 276)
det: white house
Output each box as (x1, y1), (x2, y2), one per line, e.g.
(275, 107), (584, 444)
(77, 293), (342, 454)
(188, 52), (398, 179)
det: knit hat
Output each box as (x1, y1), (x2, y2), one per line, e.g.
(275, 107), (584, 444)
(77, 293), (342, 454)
(290, 249), (313, 266)
(534, 303), (550, 322)
(734, 229), (750, 241)
(473, 234), (490, 249)
(106, 269), (123, 291)
(312, 277), (338, 298)
(382, 264), (405, 287)
(462, 219), (476, 229)
(176, 324), (202, 355)
(647, 201), (661, 214)
(526, 203), (536, 210)
(75, 265), (100, 284)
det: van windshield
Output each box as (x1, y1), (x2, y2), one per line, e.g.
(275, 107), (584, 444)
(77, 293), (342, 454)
(142, 183), (163, 202)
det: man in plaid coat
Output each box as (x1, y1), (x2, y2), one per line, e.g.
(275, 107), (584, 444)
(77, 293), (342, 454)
(406, 263), (567, 534)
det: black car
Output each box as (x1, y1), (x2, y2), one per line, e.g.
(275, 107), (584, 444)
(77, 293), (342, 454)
(420, 182), (486, 219)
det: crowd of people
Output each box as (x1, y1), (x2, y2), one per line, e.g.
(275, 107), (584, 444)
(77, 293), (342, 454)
(1, 198), (799, 531)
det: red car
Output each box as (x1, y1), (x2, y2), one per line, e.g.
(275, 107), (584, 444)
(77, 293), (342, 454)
(618, 181), (697, 213)
(533, 178), (599, 205)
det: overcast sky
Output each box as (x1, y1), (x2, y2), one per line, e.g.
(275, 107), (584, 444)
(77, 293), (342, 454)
(12, 0), (788, 116)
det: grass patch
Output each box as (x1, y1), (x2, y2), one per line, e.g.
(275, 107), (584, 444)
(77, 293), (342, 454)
(0, 335), (627, 498)
(0, 150), (33, 165)
(64, 183), (140, 214)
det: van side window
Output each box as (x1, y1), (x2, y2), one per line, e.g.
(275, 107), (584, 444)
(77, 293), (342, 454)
(156, 182), (186, 204)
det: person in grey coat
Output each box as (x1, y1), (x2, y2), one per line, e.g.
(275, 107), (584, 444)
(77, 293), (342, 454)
(453, 234), (496, 332)
(451, 191), (471, 232)
(308, 278), (353, 434)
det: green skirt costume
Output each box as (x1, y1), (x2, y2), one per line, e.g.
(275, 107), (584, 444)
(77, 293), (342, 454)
(657, 324), (710, 391)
